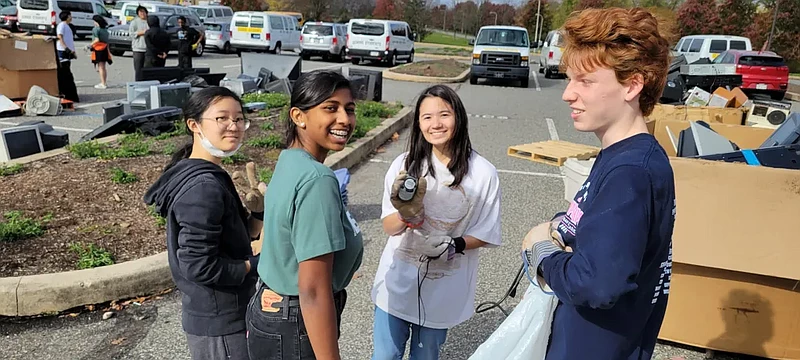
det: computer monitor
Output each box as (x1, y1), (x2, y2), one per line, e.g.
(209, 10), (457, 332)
(126, 81), (161, 103)
(0, 125), (45, 162)
(149, 83), (192, 109)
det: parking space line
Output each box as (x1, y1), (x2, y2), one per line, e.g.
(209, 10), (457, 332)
(0, 121), (94, 133)
(224, 64), (240, 68)
(74, 100), (119, 109)
(546, 117), (559, 141)
(497, 169), (563, 178)
(531, 70), (541, 91)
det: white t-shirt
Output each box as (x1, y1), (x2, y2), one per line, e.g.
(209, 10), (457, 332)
(56, 22), (75, 52)
(371, 151), (503, 329)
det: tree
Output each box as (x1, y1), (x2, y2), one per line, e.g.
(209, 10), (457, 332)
(373, 0), (404, 20)
(646, 6), (679, 45)
(404, 0), (429, 38)
(552, 0), (577, 29)
(746, 0), (800, 71)
(515, 0), (554, 43)
(576, 0), (606, 10)
(265, 0), (287, 11)
(676, 0), (719, 36)
(716, 0), (756, 36)
(222, 0), (264, 11)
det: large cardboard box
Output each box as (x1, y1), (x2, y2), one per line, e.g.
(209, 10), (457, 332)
(0, 31), (59, 99)
(648, 104), (746, 125)
(647, 119), (800, 358)
(660, 264), (800, 359)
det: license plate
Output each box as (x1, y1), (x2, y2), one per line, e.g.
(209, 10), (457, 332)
(38, 25), (45, 30)
(251, 34), (260, 39)
(494, 72), (505, 78)
(370, 51), (379, 56)
(756, 83), (767, 90)
(314, 38), (322, 43)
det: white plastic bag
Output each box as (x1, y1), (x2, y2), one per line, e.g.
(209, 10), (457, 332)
(469, 284), (558, 360)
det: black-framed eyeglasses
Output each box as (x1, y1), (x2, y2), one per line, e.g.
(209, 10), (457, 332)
(201, 117), (250, 130)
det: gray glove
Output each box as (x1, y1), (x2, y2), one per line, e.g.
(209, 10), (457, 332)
(409, 229), (451, 259)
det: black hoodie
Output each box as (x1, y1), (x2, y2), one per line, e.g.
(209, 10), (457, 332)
(144, 15), (171, 60)
(143, 158), (256, 337)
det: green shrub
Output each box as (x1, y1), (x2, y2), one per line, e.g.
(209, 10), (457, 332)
(357, 101), (401, 119)
(0, 211), (49, 242)
(154, 121), (187, 140)
(242, 93), (290, 109)
(258, 168), (274, 183)
(0, 163), (24, 176)
(162, 143), (177, 155)
(69, 242), (115, 269)
(247, 134), (283, 148)
(147, 205), (166, 227)
(353, 116), (382, 140)
(221, 153), (249, 165)
(109, 167), (138, 184)
(67, 133), (151, 160)
(260, 121), (275, 131)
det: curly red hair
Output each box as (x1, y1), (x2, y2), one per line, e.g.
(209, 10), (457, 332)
(560, 7), (670, 116)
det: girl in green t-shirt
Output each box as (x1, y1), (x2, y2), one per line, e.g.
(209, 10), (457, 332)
(247, 70), (364, 360)
(89, 15), (111, 89)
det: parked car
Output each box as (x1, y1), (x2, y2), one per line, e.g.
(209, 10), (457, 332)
(230, 11), (301, 55)
(673, 35), (751, 64)
(107, 12), (206, 57)
(345, 18), (414, 66)
(300, 21), (346, 62)
(17, 0), (115, 38)
(713, 50), (790, 100)
(202, 19), (231, 53)
(538, 29), (564, 79)
(0, 5), (18, 32)
(189, 4), (232, 24)
(469, 25), (531, 88)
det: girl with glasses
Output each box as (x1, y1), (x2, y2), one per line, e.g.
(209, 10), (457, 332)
(144, 86), (265, 360)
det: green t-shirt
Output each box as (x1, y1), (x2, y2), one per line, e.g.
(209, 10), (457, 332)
(92, 27), (109, 43)
(257, 148), (364, 296)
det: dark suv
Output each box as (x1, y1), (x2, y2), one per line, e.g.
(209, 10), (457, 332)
(107, 12), (206, 57)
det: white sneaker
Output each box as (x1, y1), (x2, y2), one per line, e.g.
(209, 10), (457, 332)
(94, 84), (107, 89)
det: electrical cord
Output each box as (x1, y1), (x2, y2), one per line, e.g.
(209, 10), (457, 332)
(474, 263), (524, 317)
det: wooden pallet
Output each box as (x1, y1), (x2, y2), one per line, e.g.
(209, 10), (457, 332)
(507, 140), (600, 166)
(12, 98), (75, 112)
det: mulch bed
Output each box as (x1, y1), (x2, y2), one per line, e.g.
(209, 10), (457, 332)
(0, 110), (285, 277)
(392, 59), (470, 78)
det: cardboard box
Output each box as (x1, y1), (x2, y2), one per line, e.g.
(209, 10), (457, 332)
(730, 87), (749, 108)
(647, 119), (800, 281)
(0, 30), (59, 99)
(659, 263), (800, 359)
(709, 87), (736, 108)
(649, 104), (746, 125)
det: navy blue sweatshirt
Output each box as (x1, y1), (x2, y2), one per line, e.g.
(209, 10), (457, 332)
(535, 134), (676, 360)
(144, 158), (257, 337)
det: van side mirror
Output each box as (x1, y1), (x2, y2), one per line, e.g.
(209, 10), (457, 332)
(468, 39), (475, 45)
(542, 41), (548, 48)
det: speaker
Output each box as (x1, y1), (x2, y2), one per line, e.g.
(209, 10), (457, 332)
(103, 102), (126, 124)
(241, 52), (302, 81)
(660, 72), (685, 104)
(80, 106), (183, 142)
(18, 120), (70, 151)
(263, 78), (292, 96)
(342, 67), (382, 102)
(746, 100), (792, 129)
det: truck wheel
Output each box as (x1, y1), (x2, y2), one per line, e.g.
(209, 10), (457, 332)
(521, 77), (529, 88)
(351, 57), (360, 65)
(544, 68), (552, 79)
(470, 75), (478, 85)
(110, 49), (124, 56)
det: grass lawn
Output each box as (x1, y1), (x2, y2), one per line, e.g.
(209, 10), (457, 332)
(420, 32), (471, 47)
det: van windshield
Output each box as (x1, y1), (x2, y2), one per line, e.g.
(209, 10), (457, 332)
(476, 29), (528, 47)
(351, 22), (384, 36)
(114, 1), (127, 10)
(303, 24), (333, 36)
(19, 0), (48, 11)
(193, 8), (208, 17)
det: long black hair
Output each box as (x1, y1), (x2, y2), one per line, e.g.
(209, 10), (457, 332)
(285, 70), (353, 148)
(92, 15), (107, 29)
(163, 86), (244, 172)
(405, 85), (472, 188)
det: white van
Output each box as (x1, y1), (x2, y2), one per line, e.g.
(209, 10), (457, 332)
(345, 19), (415, 66)
(190, 5), (233, 23)
(17, 0), (115, 38)
(230, 11), (300, 55)
(538, 29), (564, 78)
(119, 1), (194, 25)
(469, 25), (531, 88)
(674, 35), (752, 64)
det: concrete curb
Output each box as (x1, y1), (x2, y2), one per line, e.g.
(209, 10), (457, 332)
(785, 92), (799, 101)
(383, 64), (471, 84)
(415, 42), (472, 50)
(0, 107), (413, 317)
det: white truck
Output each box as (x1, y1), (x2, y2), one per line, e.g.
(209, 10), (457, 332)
(469, 25), (531, 88)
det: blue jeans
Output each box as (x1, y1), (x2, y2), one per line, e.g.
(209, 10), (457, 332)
(371, 307), (448, 360)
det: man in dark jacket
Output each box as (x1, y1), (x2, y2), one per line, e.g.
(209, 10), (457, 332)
(144, 15), (170, 68)
(176, 16), (203, 70)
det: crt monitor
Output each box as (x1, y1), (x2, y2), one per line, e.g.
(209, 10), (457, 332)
(149, 83), (192, 109)
(0, 125), (45, 162)
(126, 80), (161, 103)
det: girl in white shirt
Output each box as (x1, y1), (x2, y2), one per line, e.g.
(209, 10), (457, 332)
(371, 85), (503, 359)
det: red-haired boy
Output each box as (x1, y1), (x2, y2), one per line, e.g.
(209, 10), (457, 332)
(529, 7), (677, 360)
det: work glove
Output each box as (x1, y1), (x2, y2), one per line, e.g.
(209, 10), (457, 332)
(192, 43), (198, 51)
(408, 229), (452, 259)
(232, 162), (267, 215)
(389, 170), (427, 225)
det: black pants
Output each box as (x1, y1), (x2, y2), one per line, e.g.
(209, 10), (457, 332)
(57, 60), (79, 103)
(133, 51), (146, 81)
(145, 54), (166, 68)
(178, 51), (193, 70)
(246, 280), (347, 360)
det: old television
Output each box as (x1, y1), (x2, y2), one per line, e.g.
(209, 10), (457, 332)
(0, 125), (45, 162)
(149, 83), (191, 109)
